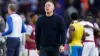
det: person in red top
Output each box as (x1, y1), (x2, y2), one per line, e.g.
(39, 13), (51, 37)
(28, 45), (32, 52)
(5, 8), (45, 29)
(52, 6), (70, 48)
(25, 13), (38, 56)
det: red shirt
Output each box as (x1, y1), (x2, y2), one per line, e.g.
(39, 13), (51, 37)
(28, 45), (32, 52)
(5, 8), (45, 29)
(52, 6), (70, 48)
(25, 23), (36, 49)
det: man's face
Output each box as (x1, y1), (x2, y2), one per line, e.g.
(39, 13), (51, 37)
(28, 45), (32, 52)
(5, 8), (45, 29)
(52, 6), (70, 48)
(45, 2), (54, 13)
(32, 15), (38, 22)
(87, 15), (93, 22)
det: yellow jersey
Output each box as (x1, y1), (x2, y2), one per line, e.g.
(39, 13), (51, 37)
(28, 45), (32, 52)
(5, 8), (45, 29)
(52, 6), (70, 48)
(69, 22), (84, 46)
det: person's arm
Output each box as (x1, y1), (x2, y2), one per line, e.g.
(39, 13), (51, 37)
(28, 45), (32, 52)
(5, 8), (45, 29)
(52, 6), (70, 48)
(84, 24), (100, 32)
(35, 18), (41, 50)
(93, 23), (100, 31)
(2, 16), (13, 36)
(59, 17), (66, 46)
(82, 30), (86, 41)
(26, 25), (35, 42)
(93, 23), (100, 37)
(84, 24), (100, 37)
(21, 21), (26, 33)
(67, 25), (74, 44)
(92, 27), (100, 32)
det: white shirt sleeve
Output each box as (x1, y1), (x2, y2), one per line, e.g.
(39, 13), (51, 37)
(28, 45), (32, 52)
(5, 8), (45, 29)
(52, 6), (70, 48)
(94, 23), (99, 28)
(26, 25), (33, 35)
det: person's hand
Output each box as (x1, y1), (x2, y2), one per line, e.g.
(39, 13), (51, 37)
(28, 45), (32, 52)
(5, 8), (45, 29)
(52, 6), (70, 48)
(59, 45), (64, 53)
(37, 50), (40, 55)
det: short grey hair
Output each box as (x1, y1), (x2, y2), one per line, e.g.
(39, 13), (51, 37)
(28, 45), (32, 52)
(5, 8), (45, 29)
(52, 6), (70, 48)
(8, 4), (17, 12)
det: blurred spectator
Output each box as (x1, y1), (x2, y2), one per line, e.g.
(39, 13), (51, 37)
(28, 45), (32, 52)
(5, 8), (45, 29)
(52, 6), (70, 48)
(10, 0), (18, 5)
(20, 13), (26, 22)
(18, 0), (31, 16)
(81, 0), (89, 17)
(72, 0), (81, 11)
(36, 0), (45, 14)
(0, 16), (6, 56)
(66, 6), (78, 17)
(29, 0), (38, 12)
(89, 0), (94, 7)
(58, 0), (65, 9)
(19, 14), (27, 56)
(64, 0), (78, 29)
(55, 2), (64, 17)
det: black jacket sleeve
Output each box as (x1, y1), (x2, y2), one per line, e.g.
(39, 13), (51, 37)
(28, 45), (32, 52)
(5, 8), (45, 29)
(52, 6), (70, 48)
(35, 18), (41, 50)
(59, 17), (66, 45)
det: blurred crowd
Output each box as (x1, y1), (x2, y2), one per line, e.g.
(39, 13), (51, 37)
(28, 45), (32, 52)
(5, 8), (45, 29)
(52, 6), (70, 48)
(0, 0), (100, 29)
(1, 0), (100, 56)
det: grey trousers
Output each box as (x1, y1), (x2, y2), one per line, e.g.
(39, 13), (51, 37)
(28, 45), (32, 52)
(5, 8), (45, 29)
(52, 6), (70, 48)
(0, 41), (6, 56)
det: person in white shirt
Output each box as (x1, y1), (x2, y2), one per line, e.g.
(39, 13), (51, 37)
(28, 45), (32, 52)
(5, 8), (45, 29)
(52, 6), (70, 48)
(0, 4), (26, 56)
(80, 13), (99, 56)
(80, 19), (95, 56)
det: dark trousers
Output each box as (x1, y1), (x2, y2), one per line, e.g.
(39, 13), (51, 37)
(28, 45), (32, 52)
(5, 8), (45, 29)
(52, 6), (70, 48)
(60, 53), (64, 56)
(40, 46), (60, 56)
(6, 37), (20, 56)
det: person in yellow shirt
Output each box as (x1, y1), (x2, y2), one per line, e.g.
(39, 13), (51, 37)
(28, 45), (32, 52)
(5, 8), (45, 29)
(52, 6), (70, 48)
(67, 12), (85, 56)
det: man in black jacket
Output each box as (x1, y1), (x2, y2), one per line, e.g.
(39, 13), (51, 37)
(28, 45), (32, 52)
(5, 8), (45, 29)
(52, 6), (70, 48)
(35, 1), (66, 56)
